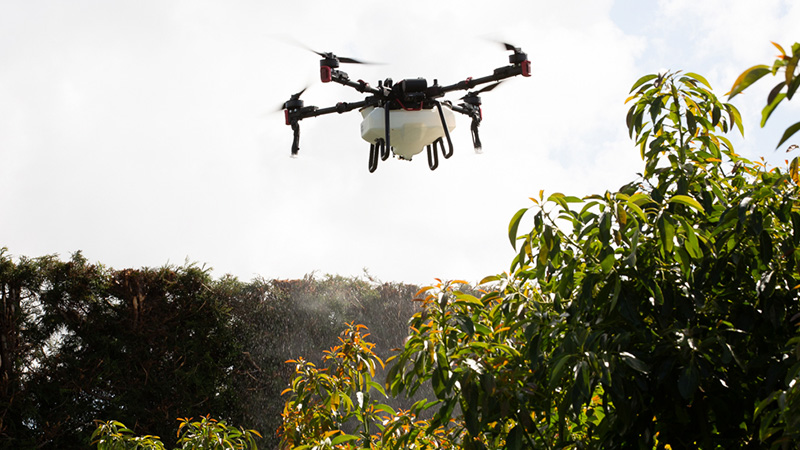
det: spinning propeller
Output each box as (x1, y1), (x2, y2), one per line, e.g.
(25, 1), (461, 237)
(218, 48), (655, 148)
(309, 50), (369, 65)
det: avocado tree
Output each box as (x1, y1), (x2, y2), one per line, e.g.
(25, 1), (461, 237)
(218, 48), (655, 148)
(279, 41), (800, 448)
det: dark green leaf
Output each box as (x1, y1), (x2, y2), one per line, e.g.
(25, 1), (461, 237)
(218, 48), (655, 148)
(508, 208), (528, 250)
(629, 74), (658, 93)
(507, 425), (523, 450)
(620, 352), (649, 374)
(678, 363), (698, 400)
(776, 120), (800, 148)
(454, 314), (475, 337)
(761, 93), (786, 127)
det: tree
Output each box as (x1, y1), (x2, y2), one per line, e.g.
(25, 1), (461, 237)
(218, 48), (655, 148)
(91, 416), (260, 450)
(225, 274), (423, 449)
(1, 247), (422, 449)
(0, 249), (48, 447)
(0, 253), (244, 448)
(278, 42), (800, 448)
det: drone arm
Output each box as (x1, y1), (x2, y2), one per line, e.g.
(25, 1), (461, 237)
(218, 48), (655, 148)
(286, 99), (373, 123)
(438, 63), (530, 96)
(285, 99), (377, 156)
(329, 70), (382, 95)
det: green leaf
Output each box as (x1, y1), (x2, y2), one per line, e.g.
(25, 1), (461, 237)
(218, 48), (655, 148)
(474, 323), (491, 336)
(454, 314), (475, 337)
(728, 65), (771, 99)
(478, 275), (500, 285)
(686, 110), (697, 136)
(549, 355), (572, 388)
(761, 93), (786, 127)
(331, 434), (360, 445)
(657, 213), (675, 255)
(629, 74), (658, 93)
(789, 157), (799, 184)
(788, 70), (800, 100)
(786, 54), (798, 95)
(454, 293), (483, 307)
(776, 120), (800, 148)
(712, 104), (721, 127)
(620, 352), (649, 374)
(678, 363), (698, 400)
(509, 208), (528, 250)
(685, 72), (712, 89)
(767, 81), (786, 106)
(668, 195), (704, 213)
(374, 403), (396, 416)
(507, 425), (523, 450)
(681, 218), (702, 259)
(759, 230), (774, 266)
(368, 380), (387, 397)
(726, 103), (745, 136)
(600, 253), (615, 274)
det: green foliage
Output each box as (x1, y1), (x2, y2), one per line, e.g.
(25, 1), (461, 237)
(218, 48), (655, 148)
(728, 41), (800, 148)
(224, 275), (422, 449)
(0, 251), (420, 448)
(277, 42), (800, 449)
(279, 322), (386, 449)
(279, 321), (458, 449)
(91, 420), (166, 450)
(91, 417), (260, 450)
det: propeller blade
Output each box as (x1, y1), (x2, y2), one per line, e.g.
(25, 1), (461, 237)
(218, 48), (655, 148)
(476, 81), (502, 94)
(290, 87), (307, 99)
(268, 86), (309, 114)
(338, 56), (369, 64)
(460, 81), (502, 99)
(273, 36), (379, 64)
(313, 49), (379, 65)
(483, 38), (521, 52)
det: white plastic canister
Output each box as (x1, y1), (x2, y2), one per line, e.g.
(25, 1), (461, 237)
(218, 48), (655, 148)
(359, 105), (456, 160)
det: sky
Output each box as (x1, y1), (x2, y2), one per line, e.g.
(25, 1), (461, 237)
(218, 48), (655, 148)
(1, 0), (798, 285)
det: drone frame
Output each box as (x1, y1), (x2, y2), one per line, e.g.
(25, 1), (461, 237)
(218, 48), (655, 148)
(282, 44), (531, 172)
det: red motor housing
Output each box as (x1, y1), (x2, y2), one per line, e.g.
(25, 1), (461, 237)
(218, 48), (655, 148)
(320, 66), (332, 83)
(522, 60), (531, 77)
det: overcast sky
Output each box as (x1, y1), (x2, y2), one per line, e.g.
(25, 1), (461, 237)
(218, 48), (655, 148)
(1, 0), (798, 285)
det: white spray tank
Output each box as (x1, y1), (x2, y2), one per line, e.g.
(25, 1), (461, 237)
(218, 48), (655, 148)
(359, 103), (456, 160)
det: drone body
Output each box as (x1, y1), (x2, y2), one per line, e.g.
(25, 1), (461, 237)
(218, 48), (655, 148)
(281, 44), (531, 172)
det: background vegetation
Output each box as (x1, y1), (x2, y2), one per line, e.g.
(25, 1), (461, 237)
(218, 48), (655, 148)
(0, 253), (421, 449)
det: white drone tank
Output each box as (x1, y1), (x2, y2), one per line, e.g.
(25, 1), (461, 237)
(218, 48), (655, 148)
(359, 105), (456, 160)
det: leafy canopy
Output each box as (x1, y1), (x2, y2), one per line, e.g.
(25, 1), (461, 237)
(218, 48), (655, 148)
(278, 42), (800, 449)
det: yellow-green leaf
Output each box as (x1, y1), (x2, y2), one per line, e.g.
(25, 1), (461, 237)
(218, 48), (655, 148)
(685, 72), (712, 89)
(728, 65), (770, 99)
(669, 195), (704, 212)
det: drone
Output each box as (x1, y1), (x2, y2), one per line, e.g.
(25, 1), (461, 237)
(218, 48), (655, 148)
(280, 43), (531, 172)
